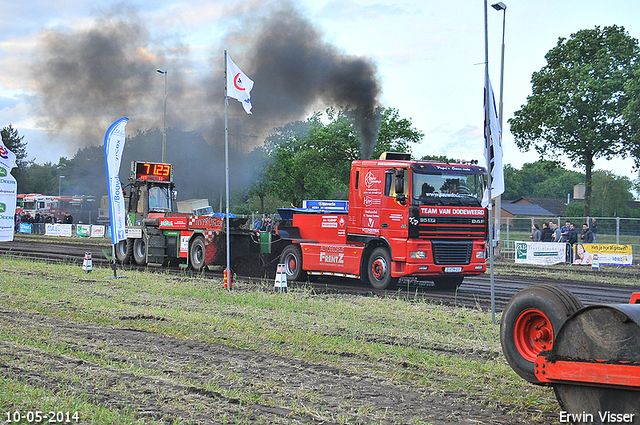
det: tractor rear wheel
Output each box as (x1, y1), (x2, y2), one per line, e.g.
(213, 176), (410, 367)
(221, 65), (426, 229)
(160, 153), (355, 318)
(500, 284), (584, 384)
(115, 239), (132, 264)
(132, 238), (147, 266)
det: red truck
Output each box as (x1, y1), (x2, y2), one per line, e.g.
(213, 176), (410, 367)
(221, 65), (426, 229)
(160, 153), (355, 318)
(276, 152), (488, 290)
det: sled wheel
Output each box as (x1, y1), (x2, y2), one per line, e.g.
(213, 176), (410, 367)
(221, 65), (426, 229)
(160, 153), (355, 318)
(280, 244), (306, 281)
(500, 284), (584, 384)
(115, 239), (132, 264)
(367, 247), (396, 290)
(133, 238), (147, 266)
(189, 236), (206, 272)
(551, 305), (640, 418)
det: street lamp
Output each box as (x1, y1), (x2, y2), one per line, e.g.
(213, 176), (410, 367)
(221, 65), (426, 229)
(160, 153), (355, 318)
(491, 2), (506, 249)
(58, 175), (65, 197)
(156, 68), (167, 163)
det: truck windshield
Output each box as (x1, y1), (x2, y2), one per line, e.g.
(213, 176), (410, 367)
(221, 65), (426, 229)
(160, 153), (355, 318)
(149, 186), (172, 212)
(412, 171), (485, 207)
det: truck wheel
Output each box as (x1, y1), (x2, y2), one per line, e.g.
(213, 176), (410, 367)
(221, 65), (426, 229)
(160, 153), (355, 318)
(367, 247), (396, 290)
(280, 244), (306, 281)
(189, 236), (206, 272)
(433, 276), (464, 290)
(133, 238), (147, 266)
(115, 239), (132, 264)
(500, 284), (584, 384)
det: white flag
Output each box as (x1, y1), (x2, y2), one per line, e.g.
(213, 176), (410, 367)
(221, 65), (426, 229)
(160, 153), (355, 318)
(104, 117), (128, 245)
(226, 54), (254, 114)
(482, 77), (504, 208)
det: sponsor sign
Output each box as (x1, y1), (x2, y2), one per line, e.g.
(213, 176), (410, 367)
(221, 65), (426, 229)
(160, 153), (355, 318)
(91, 225), (105, 238)
(189, 216), (224, 230)
(573, 244), (633, 266)
(303, 200), (349, 213)
(126, 227), (142, 238)
(44, 224), (72, 237)
(515, 242), (567, 265)
(159, 217), (188, 229)
(420, 207), (485, 216)
(319, 245), (345, 267)
(77, 225), (91, 238)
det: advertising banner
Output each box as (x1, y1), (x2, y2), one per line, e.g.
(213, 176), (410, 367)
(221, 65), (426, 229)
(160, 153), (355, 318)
(91, 225), (105, 238)
(104, 117), (128, 245)
(515, 241), (567, 265)
(573, 244), (633, 266)
(0, 144), (17, 242)
(77, 224), (91, 238)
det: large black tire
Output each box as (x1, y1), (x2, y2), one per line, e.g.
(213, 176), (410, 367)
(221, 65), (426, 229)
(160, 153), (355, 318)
(132, 238), (147, 266)
(115, 239), (132, 264)
(189, 236), (206, 272)
(500, 284), (584, 384)
(432, 276), (464, 290)
(367, 247), (396, 290)
(280, 244), (306, 281)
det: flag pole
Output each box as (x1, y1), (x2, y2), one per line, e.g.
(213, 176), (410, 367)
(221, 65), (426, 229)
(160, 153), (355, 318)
(484, 0), (496, 324)
(224, 50), (232, 290)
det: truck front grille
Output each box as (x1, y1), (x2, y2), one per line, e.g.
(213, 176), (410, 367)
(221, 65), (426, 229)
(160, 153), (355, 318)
(432, 241), (473, 265)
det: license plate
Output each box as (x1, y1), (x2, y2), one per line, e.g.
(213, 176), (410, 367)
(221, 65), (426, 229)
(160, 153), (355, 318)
(444, 267), (462, 273)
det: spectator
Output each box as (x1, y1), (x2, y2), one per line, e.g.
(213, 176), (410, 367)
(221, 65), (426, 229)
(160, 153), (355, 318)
(590, 217), (599, 243)
(550, 221), (561, 242)
(63, 212), (73, 224)
(530, 223), (541, 242)
(568, 223), (579, 263)
(540, 222), (553, 242)
(560, 220), (571, 242)
(581, 223), (594, 244)
(252, 216), (262, 231)
(262, 214), (272, 232)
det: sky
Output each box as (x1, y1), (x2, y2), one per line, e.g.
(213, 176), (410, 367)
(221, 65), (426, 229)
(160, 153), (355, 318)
(1, 0), (640, 195)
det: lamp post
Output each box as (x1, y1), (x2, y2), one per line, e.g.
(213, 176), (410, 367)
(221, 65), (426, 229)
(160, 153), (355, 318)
(58, 175), (65, 197)
(491, 2), (506, 252)
(156, 68), (167, 163)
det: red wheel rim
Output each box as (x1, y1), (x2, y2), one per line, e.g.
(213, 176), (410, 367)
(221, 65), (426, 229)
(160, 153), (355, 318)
(371, 258), (386, 280)
(286, 255), (297, 273)
(513, 309), (553, 362)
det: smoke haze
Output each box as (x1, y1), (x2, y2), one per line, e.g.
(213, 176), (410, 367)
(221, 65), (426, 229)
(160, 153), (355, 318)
(31, 1), (382, 199)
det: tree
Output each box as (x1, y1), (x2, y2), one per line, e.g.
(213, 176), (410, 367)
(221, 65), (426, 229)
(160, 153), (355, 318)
(259, 108), (423, 209)
(371, 108), (424, 159)
(1, 125), (32, 190)
(509, 25), (640, 217)
(590, 170), (636, 216)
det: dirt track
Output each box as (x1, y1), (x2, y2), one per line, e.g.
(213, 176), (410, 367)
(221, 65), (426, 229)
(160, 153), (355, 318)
(0, 305), (554, 425)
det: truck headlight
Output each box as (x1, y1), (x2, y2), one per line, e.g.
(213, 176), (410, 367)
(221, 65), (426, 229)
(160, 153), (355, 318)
(410, 251), (427, 259)
(476, 251), (485, 259)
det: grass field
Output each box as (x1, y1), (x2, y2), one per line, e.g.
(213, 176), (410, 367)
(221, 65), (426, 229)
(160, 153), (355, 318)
(0, 256), (560, 424)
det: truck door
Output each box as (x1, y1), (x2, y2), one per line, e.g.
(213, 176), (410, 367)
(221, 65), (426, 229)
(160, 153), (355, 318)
(382, 168), (409, 238)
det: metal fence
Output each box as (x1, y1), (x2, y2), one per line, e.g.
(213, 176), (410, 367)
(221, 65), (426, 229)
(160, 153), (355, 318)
(497, 216), (640, 263)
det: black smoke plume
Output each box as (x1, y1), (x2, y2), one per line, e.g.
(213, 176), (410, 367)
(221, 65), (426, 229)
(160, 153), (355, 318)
(30, 2), (382, 200)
